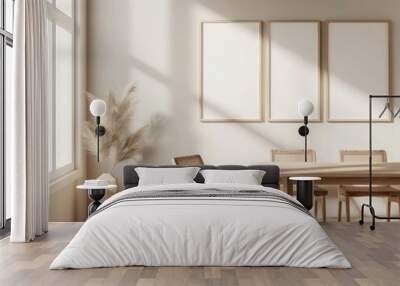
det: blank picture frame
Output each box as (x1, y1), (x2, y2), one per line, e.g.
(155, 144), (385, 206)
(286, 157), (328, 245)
(327, 21), (391, 122)
(269, 21), (321, 122)
(201, 21), (263, 122)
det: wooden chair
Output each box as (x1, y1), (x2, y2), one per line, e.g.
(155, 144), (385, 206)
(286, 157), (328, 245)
(173, 154), (204, 166)
(389, 192), (400, 218)
(271, 149), (328, 222)
(338, 150), (400, 222)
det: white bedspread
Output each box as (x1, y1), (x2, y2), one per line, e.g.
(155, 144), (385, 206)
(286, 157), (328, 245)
(50, 183), (351, 269)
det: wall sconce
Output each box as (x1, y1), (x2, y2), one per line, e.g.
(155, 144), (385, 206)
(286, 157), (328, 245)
(89, 99), (107, 162)
(297, 100), (314, 162)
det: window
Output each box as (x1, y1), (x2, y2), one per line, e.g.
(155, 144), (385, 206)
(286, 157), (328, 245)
(47, 0), (75, 181)
(1, 0), (14, 230)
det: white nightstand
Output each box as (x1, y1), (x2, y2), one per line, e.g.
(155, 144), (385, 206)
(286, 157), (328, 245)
(77, 184), (117, 216)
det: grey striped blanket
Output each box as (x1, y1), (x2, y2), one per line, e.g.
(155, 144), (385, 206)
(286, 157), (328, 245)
(91, 189), (311, 217)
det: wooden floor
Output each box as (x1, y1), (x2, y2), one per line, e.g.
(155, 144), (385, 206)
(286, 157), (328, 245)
(0, 222), (399, 286)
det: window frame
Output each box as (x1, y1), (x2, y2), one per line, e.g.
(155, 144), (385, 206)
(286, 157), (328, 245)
(46, 0), (76, 182)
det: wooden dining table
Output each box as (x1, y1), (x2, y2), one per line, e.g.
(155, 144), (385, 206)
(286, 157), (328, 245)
(267, 162), (400, 195)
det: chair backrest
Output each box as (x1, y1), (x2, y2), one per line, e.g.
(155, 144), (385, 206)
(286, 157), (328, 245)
(173, 154), (204, 166)
(271, 149), (316, 163)
(340, 150), (387, 163)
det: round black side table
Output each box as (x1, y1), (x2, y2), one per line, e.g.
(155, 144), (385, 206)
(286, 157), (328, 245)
(77, 184), (117, 216)
(289, 177), (321, 210)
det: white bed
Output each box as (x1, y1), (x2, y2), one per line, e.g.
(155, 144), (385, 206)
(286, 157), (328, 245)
(50, 183), (350, 269)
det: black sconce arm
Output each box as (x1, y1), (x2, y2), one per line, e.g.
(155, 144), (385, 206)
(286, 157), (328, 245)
(95, 116), (106, 162)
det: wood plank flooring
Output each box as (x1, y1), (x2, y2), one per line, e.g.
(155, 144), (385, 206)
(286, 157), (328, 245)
(0, 222), (399, 286)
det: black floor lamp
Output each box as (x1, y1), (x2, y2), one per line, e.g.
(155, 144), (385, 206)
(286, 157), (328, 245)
(359, 95), (400, 230)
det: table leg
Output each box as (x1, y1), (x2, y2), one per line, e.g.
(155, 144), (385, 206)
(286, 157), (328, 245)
(88, 189), (106, 216)
(282, 177), (294, 195)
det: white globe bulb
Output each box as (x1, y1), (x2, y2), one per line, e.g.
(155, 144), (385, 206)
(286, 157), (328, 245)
(298, 100), (314, 117)
(90, 99), (107, 116)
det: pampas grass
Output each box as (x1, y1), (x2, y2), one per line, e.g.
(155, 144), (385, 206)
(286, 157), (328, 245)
(83, 84), (148, 167)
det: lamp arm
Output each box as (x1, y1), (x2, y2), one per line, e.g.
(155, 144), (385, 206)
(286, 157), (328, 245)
(96, 116), (100, 162)
(94, 116), (106, 162)
(304, 116), (308, 162)
(97, 126), (100, 162)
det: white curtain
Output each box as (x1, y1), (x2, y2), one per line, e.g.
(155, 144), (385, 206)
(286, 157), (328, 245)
(9, 0), (48, 242)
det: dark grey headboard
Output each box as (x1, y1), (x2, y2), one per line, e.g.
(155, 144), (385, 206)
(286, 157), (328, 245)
(123, 165), (280, 190)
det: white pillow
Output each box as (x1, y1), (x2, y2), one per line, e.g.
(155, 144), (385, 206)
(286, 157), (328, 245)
(135, 167), (200, 186)
(200, 169), (266, 185)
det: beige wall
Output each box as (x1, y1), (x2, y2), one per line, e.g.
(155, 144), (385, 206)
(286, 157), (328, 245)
(49, 174), (87, 222)
(86, 0), (400, 219)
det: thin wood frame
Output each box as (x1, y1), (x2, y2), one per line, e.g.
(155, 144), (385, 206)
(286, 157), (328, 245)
(339, 150), (387, 163)
(326, 20), (392, 123)
(267, 20), (322, 123)
(200, 20), (264, 122)
(271, 149), (317, 163)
